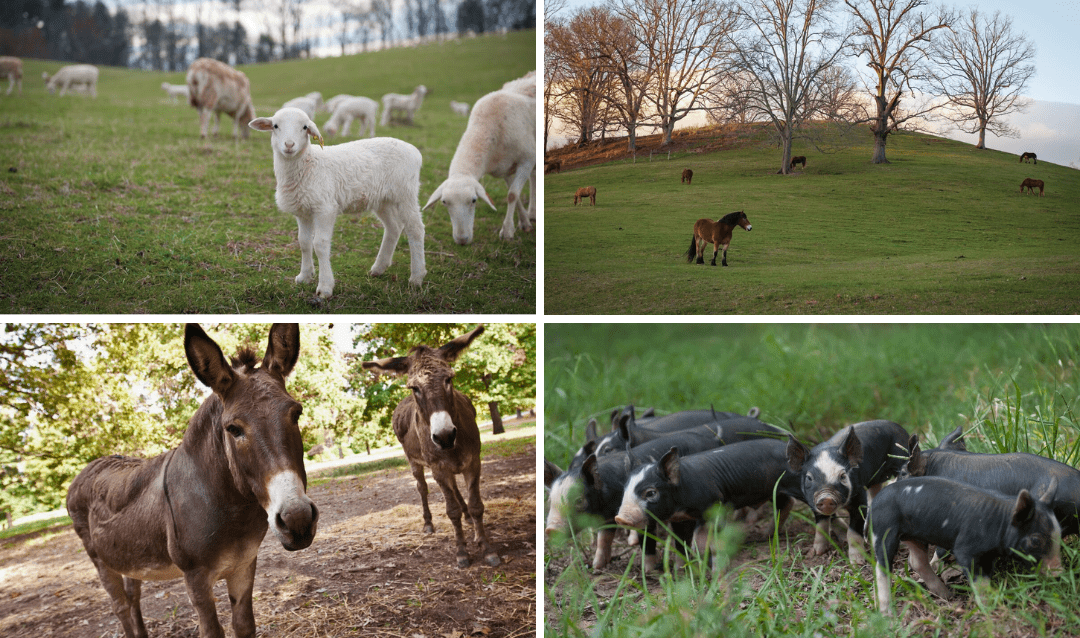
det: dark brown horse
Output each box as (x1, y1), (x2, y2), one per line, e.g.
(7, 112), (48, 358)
(682, 168), (693, 184)
(67, 324), (318, 638)
(1021, 177), (1045, 196)
(361, 325), (500, 568)
(686, 211), (753, 267)
(1020, 152), (1037, 164)
(791, 156), (807, 168)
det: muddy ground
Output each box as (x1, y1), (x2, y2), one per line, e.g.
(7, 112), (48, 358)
(0, 442), (536, 638)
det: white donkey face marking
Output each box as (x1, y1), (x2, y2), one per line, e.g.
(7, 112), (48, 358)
(265, 470), (318, 550)
(429, 410), (456, 448)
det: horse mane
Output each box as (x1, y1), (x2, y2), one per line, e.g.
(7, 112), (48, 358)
(718, 211), (745, 226)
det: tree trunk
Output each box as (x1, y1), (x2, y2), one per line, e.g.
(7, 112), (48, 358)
(871, 131), (889, 164)
(777, 126), (793, 174)
(976, 119), (987, 149)
(488, 402), (504, 434)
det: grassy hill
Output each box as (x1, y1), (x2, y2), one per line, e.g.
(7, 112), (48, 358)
(0, 30), (535, 314)
(544, 124), (1080, 314)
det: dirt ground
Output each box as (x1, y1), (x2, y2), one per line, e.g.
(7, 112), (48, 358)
(0, 443), (536, 638)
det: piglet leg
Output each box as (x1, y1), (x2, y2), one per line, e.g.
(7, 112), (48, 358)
(905, 541), (953, 601)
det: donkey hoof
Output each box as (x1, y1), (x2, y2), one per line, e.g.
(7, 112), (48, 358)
(485, 554), (502, 567)
(457, 556), (471, 569)
(423, 523), (435, 534)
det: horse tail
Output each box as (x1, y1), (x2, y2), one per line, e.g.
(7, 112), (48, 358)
(686, 232), (697, 263)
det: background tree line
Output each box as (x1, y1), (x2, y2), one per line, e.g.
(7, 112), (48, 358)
(0, 323), (535, 522)
(545, 0), (1036, 170)
(0, 0), (534, 72)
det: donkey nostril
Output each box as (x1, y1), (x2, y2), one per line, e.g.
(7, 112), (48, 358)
(309, 502), (320, 525)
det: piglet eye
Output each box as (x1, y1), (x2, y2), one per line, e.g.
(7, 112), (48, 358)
(644, 488), (658, 500)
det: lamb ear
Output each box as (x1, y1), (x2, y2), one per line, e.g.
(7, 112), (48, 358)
(249, 117), (274, 132)
(306, 118), (324, 148)
(423, 185), (443, 211)
(475, 184), (497, 210)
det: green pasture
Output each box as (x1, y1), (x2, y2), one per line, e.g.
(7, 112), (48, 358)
(544, 323), (1080, 636)
(0, 30), (535, 314)
(544, 130), (1080, 314)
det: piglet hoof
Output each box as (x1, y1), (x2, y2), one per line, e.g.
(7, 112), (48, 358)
(484, 553), (502, 567)
(848, 549), (867, 566)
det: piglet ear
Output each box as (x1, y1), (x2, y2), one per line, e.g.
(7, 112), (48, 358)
(940, 425), (966, 450)
(786, 435), (808, 473)
(585, 418), (599, 443)
(543, 459), (563, 488)
(658, 447), (681, 486)
(1012, 489), (1037, 527)
(580, 439), (597, 458)
(841, 426), (864, 468)
(1040, 476), (1058, 505)
(249, 117), (274, 132)
(904, 440), (925, 477)
(582, 454), (600, 488)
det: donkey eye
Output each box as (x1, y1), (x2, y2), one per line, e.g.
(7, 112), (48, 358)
(226, 423), (244, 438)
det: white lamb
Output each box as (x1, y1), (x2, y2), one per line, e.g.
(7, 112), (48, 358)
(43, 64), (98, 97)
(321, 94), (354, 114)
(0, 57), (22, 96)
(186, 57), (255, 139)
(502, 70), (536, 98)
(160, 82), (189, 103)
(450, 100), (470, 117)
(424, 88), (535, 245)
(304, 91), (324, 111)
(249, 107), (427, 298)
(324, 96), (378, 138)
(283, 96), (318, 119)
(380, 85), (427, 126)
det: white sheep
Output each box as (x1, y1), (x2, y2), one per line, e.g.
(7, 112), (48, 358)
(450, 100), (470, 117)
(186, 57), (254, 139)
(321, 94), (354, 114)
(324, 96), (378, 138)
(304, 91), (324, 112)
(43, 64), (98, 97)
(249, 107), (427, 298)
(0, 57), (22, 96)
(502, 70), (536, 98)
(160, 82), (189, 103)
(380, 85), (427, 126)
(424, 88), (535, 245)
(283, 96), (318, 119)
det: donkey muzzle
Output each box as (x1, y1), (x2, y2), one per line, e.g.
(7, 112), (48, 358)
(429, 411), (458, 450)
(266, 471), (319, 550)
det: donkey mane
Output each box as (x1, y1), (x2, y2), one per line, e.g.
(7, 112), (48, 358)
(230, 346), (261, 372)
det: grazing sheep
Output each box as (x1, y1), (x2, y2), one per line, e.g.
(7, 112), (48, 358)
(160, 82), (189, 103)
(1020, 178), (1044, 196)
(380, 85), (428, 126)
(304, 91), (324, 112)
(322, 94), (354, 114)
(43, 64), (98, 97)
(186, 57), (255, 139)
(0, 57), (22, 96)
(574, 186), (596, 206)
(502, 70), (536, 98)
(545, 159), (562, 174)
(682, 168), (693, 184)
(283, 96), (319, 119)
(423, 89), (536, 245)
(1020, 152), (1037, 164)
(249, 107), (427, 297)
(450, 100), (470, 117)
(324, 96), (378, 138)
(791, 156), (807, 168)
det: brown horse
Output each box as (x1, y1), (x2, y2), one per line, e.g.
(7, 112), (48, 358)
(686, 211), (752, 267)
(545, 158), (562, 174)
(1020, 152), (1037, 164)
(791, 156), (807, 168)
(66, 324), (318, 638)
(1021, 178), (1045, 196)
(574, 186), (596, 206)
(361, 325), (500, 569)
(682, 168), (693, 184)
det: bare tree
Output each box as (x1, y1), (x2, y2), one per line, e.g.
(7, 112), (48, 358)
(546, 9), (617, 146)
(845, 0), (955, 163)
(930, 8), (1035, 149)
(611, 0), (740, 146)
(731, 0), (851, 173)
(592, 5), (653, 152)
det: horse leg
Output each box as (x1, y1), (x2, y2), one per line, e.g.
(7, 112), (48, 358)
(696, 238), (705, 264)
(463, 458), (500, 566)
(432, 468), (471, 567)
(722, 242), (730, 267)
(225, 557), (258, 638)
(710, 241), (718, 266)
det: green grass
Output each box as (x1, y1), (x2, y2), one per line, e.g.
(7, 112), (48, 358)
(0, 31), (535, 313)
(0, 515), (72, 543)
(544, 323), (1080, 637)
(544, 129), (1080, 314)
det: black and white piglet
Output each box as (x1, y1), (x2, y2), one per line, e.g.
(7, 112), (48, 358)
(614, 438), (804, 566)
(786, 420), (910, 563)
(590, 406), (759, 459)
(868, 475), (1061, 614)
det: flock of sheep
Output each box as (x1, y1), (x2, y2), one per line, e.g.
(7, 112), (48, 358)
(3, 54), (536, 299)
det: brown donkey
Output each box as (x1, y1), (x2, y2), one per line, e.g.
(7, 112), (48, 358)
(67, 324), (318, 638)
(361, 325), (500, 568)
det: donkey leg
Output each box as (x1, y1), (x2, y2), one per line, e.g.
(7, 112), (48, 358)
(409, 461), (435, 533)
(183, 568), (227, 638)
(432, 470), (470, 567)
(123, 577), (149, 638)
(225, 558), (258, 638)
(463, 460), (500, 567)
(94, 565), (146, 638)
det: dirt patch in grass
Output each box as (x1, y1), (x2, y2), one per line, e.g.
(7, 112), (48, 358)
(0, 446), (536, 638)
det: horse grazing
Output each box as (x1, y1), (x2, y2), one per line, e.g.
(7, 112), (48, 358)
(1021, 178), (1045, 196)
(791, 156), (807, 169)
(67, 323), (318, 638)
(574, 186), (596, 206)
(682, 168), (693, 184)
(361, 325), (501, 568)
(1020, 152), (1037, 164)
(686, 211), (752, 267)
(545, 158), (562, 174)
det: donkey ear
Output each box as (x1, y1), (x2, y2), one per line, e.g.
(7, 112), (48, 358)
(263, 323), (300, 379)
(361, 356), (410, 376)
(185, 324), (236, 394)
(438, 324), (485, 362)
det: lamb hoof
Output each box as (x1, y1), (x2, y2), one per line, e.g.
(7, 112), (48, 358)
(484, 553), (502, 567)
(295, 273), (313, 285)
(409, 275), (425, 286)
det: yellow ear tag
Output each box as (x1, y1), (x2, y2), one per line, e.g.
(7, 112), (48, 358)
(313, 135), (324, 149)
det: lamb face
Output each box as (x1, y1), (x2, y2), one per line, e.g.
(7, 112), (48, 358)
(249, 107), (323, 158)
(425, 176), (496, 245)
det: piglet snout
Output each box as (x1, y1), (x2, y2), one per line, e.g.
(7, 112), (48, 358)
(814, 493), (840, 516)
